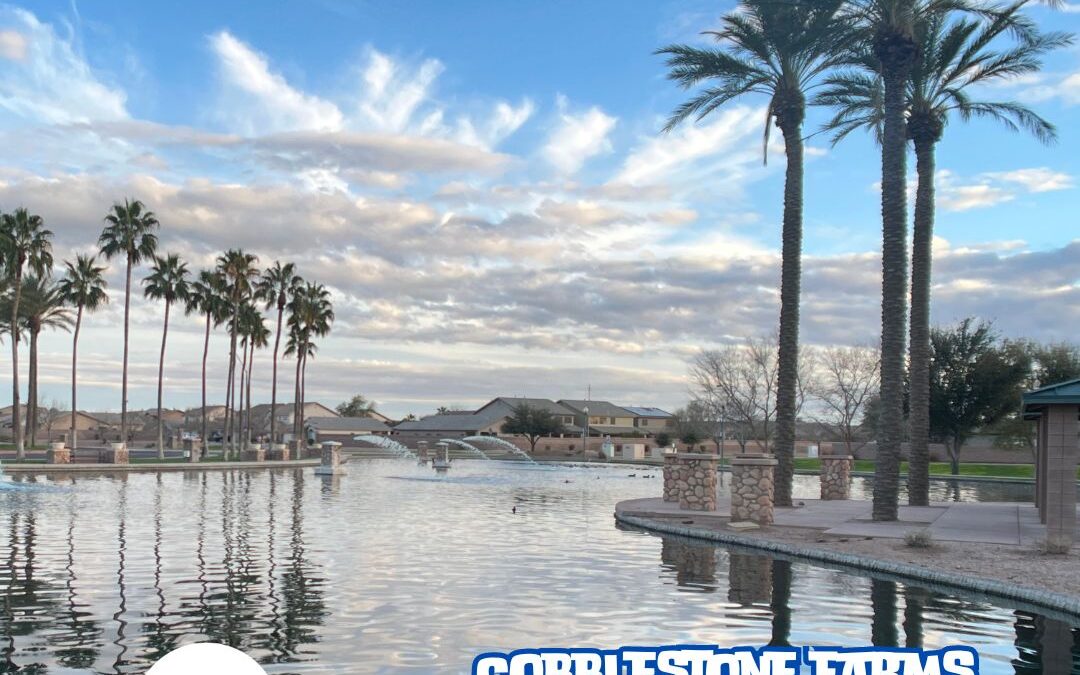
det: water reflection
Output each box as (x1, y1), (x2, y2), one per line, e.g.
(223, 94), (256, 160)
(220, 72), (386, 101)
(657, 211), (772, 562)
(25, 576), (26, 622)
(0, 463), (1075, 674)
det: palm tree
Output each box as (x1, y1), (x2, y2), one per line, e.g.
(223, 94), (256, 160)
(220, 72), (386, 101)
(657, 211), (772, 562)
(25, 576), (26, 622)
(254, 262), (301, 445)
(1, 208), (53, 458)
(1, 276), (73, 448)
(185, 270), (228, 458)
(657, 0), (851, 506)
(57, 255), (109, 450)
(216, 249), (259, 459)
(143, 254), (191, 458)
(285, 283), (334, 449)
(819, 2), (1068, 506)
(237, 302), (270, 450)
(99, 199), (159, 446)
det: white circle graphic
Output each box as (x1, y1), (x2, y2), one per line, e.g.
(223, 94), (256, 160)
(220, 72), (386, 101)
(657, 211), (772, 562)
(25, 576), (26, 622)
(147, 642), (267, 674)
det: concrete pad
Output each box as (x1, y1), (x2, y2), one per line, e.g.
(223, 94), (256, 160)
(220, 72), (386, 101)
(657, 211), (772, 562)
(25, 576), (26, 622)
(927, 503), (1020, 545)
(823, 520), (929, 539)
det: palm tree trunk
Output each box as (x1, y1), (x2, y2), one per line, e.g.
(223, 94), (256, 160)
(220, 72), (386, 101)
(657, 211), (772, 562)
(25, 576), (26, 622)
(293, 353), (303, 446)
(70, 305), (83, 450)
(907, 136), (935, 506)
(156, 301), (170, 460)
(773, 119), (805, 508)
(201, 313), (210, 460)
(223, 343), (233, 460)
(270, 304), (283, 444)
(872, 28), (915, 522)
(27, 328), (38, 448)
(226, 300), (240, 457)
(121, 256), (132, 446)
(11, 267), (23, 459)
(239, 339), (249, 452)
(246, 345), (255, 448)
(299, 349), (309, 451)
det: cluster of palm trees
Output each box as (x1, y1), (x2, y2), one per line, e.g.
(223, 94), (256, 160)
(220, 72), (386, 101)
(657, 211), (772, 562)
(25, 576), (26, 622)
(1, 199), (334, 461)
(659, 0), (1069, 520)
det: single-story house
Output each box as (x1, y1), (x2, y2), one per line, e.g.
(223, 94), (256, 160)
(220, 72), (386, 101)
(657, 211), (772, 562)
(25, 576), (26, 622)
(306, 416), (392, 444)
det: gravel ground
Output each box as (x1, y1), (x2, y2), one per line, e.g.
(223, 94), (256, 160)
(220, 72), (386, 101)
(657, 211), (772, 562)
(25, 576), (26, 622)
(646, 513), (1080, 600)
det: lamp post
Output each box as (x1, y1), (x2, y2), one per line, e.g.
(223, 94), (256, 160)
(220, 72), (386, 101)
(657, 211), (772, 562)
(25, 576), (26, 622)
(582, 405), (589, 453)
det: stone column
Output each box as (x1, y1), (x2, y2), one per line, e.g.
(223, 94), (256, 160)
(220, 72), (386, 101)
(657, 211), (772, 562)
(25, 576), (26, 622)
(662, 453), (679, 502)
(730, 454), (778, 525)
(184, 437), (201, 463)
(268, 443), (291, 461)
(314, 440), (346, 475)
(99, 441), (129, 465)
(820, 454), (854, 500)
(47, 441), (71, 464)
(664, 453), (719, 511)
(1044, 405), (1078, 544)
(728, 553), (772, 605)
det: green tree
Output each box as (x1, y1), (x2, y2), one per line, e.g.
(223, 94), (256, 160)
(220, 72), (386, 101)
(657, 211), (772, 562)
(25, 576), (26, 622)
(820, 1), (1068, 506)
(99, 198), (159, 445)
(143, 254), (191, 458)
(185, 270), (229, 455)
(1, 208), (53, 457)
(216, 249), (259, 458)
(2, 275), (72, 448)
(254, 261), (302, 445)
(337, 395), (377, 418)
(285, 282), (334, 447)
(57, 255), (109, 449)
(501, 404), (566, 454)
(657, 0), (850, 508)
(929, 319), (1030, 474)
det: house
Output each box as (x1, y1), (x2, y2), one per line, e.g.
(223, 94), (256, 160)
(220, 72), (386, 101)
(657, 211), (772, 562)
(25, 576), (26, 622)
(623, 406), (676, 433)
(473, 397), (581, 433)
(558, 400), (638, 436)
(183, 405), (230, 428)
(392, 411), (508, 440)
(39, 411), (114, 442)
(306, 416), (391, 444)
(247, 402), (340, 440)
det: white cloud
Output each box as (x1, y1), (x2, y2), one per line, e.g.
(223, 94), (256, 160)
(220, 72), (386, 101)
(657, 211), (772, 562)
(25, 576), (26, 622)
(936, 167), (1073, 212)
(209, 30), (344, 134)
(0, 29), (27, 60)
(984, 167), (1074, 193)
(542, 94), (617, 174)
(0, 7), (127, 124)
(355, 47), (443, 133)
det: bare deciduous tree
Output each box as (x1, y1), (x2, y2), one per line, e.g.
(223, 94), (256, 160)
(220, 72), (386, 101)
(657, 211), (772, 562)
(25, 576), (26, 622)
(806, 344), (880, 455)
(689, 335), (811, 454)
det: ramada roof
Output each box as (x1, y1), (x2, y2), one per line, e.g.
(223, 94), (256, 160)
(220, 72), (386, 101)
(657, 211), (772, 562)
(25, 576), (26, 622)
(395, 411), (506, 432)
(306, 416), (390, 432)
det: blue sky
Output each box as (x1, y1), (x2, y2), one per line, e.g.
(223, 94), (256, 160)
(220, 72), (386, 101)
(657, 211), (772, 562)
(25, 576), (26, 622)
(2, 1), (1079, 417)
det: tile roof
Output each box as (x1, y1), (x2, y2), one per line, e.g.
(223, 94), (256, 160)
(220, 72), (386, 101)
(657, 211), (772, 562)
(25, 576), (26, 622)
(307, 416), (390, 432)
(558, 399), (634, 417)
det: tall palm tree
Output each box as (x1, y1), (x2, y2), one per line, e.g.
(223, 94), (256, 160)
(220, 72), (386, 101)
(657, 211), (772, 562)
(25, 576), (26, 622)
(99, 199), (159, 446)
(1, 208), (53, 458)
(285, 283), (334, 449)
(237, 302), (270, 450)
(57, 255), (109, 450)
(185, 270), (228, 458)
(657, 0), (851, 506)
(143, 254), (191, 458)
(819, 2), (1068, 506)
(216, 249), (259, 459)
(2, 276), (73, 448)
(254, 261), (301, 445)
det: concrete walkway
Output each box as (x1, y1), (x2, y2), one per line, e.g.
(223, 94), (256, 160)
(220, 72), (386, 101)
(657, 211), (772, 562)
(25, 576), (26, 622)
(616, 497), (1079, 546)
(1, 459), (319, 473)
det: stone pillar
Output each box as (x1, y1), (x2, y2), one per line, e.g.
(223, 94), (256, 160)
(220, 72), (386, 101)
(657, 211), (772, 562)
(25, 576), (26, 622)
(728, 553), (772, 605)
(1044, 405), (1078, 544)
(820, 454), (854, 500)
(47, 441), (71, 464)
(268, 443), (291, 461)
(184, 438), (201, 463)
(731, 454), (778, 525)
(314, 440), (346, 475)
(663, 452), (719, 511)
(99, 441), (129, 465)
(662, 453), (679, 502)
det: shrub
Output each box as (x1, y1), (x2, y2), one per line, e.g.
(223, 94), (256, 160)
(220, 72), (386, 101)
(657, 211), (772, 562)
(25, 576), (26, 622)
(655, 432), (672, 447)
(904, 529), (933, 548)
(1036, 535), (1072, 555)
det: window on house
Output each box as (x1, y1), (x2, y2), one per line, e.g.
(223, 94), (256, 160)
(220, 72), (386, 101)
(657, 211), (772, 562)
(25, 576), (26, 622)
(609, 417), (616, 424)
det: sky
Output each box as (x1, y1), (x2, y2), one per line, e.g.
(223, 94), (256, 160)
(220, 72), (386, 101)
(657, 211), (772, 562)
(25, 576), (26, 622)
(1, 0), (1078, 419)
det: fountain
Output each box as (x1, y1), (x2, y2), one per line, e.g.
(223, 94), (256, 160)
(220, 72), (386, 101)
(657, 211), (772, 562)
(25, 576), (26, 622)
(437, 438), (492, 460)
(461, 436), (537, 463)
(350, 435), (417, 459)
(432, 442), (451, 472)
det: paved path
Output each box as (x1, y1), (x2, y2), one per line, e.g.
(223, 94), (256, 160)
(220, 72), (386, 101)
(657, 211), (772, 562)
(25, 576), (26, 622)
(616, 497), (1079, 546)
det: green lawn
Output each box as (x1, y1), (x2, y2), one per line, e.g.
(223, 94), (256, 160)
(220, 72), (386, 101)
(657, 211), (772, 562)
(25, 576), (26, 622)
(791, 458), (1056, 479)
